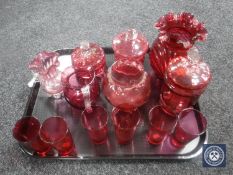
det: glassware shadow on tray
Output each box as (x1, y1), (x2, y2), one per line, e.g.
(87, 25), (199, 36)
(149, 12), (208, 79)
(28, 51), (63, 98)
(12, 116), (52, 157)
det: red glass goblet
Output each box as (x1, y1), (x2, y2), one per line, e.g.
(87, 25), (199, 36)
(147, 106), (177, 145)
(81, 106), (108, 144)
(112, 108), (140, 145)
(12, 116), (51, 157)
(39, 116), (76, 156)
(170, 108), (207, 148)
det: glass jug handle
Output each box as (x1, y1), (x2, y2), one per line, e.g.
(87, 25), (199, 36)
(81, 85), (92, 112)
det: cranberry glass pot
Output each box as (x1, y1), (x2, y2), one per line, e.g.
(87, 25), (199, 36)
(103, 60), (151, 111)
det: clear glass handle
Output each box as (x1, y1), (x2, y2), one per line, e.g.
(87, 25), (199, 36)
(81, 85), (92, 113)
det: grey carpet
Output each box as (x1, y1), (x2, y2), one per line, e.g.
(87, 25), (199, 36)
(0, 0), (232, 174)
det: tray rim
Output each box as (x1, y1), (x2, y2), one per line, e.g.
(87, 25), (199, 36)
(19, 48), (208, 160)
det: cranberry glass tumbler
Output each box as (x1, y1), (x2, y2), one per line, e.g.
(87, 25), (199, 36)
(170, 108), (207, 148)
(81, 106), (108, 144)
(147, 106), (177, 145)
(12, 116), (51, 157)
(39, 116), (76, 156)
(112, 108), (141, 145)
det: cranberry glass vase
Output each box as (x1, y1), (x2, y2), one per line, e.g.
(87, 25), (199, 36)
(61, 67), (99, 111)
(71, 41), (106, 79)
(112, 29), (149, 63)
(160, 50), (211, 115)
(149, 12), (207, 79)
(103, 60), (151, 112)
(28, 51), (63, 97)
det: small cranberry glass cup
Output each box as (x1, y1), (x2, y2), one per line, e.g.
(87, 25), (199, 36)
(170, 108), (207, 148)
(39, 116), (76, 156)
(12, 116), (51, 157)
(112, 108), (141, 145)
(112, 29), (149, 63)
(81, 106), (108, 144)
(61, 66), (99, 111)
(147, 106), (177, 145)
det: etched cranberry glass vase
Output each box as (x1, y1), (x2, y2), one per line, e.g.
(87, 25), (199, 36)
(103, 60), (151, 112)
(150, 12), (207, 79)
(28, 51), (63, 98)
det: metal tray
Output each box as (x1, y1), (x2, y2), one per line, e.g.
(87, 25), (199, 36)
(19, 48), (208, 160)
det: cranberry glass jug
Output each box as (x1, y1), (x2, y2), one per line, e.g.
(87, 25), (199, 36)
(160, 49), (211, 115)
(28, 51), (63, 97)
(150, 12), (207, 79)
(103, 60), (151, 111)
(61, 67), (99, 111)
(112, 29), (149, 63)
(71, 41), (106, 79)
